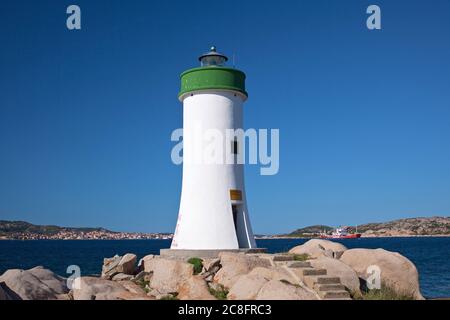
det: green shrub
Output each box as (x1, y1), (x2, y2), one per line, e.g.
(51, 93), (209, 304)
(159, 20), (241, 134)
(292, 253), (310, 261)
(160, 293), (179, 300)
(188, 257), (204, 275)
(208, 284), (228, 300)
(357, 284), (415, 300)
(135, 279), (151, 293)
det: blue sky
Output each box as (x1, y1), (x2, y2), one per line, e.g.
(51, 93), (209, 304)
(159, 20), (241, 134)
(0, 0), (449, 234)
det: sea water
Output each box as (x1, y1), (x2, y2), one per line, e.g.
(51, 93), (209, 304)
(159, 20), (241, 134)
(0, 237), (449, 298)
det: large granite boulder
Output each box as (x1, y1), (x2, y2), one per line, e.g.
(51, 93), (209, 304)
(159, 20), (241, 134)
(72, 277), (152, 300)
(248, 266), (297, 285)
(101, 255), (121, 279)
(27, 266), (68, 294)
(228, 273), (317, 300)
(213, 253), (271, 288)
(102, 254), (137, 279)
(227, 274), (269, 300)
(138, 254), (155, 271)
(256, 280), (317, 300)
(340, 248), (424, 300)
(117, 254), (137, 274)
(142, 255), (158, 272)
(143, 257), (193, 294)
(289, 239), (347, 259)
(178, 275), (216, 300)
(0, 267), (68, 300)
(309, 256), (361, 295)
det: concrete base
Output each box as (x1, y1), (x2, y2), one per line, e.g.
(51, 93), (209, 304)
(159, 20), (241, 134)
(160, 248), (267, 260)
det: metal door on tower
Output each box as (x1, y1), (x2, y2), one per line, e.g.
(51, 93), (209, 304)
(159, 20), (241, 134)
(232, 205), (239, 232)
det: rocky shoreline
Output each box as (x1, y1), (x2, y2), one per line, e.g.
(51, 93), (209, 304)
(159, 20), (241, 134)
(0, 240), (424, 300)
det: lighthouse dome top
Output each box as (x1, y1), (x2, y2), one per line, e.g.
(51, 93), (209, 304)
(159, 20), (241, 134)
(199, 46), (228, 67)
(179, 46), (247, 101)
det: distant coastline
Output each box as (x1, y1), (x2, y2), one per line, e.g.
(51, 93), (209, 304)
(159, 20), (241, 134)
(0, 220), (172, 241)
(280, 216), (450, 239)
(1, 216), (449, 240)
(2, 235), (450, 241)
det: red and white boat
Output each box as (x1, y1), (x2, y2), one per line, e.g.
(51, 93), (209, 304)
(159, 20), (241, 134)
(320, 227), (361, 239)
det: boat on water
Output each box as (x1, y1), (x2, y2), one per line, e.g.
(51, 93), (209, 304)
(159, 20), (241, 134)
(320, 226), (362, 239)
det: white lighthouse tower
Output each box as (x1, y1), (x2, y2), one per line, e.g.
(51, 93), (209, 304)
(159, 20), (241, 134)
(163, 47), (261, 257)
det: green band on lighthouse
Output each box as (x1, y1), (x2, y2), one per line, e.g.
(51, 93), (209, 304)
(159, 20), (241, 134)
(178, 66), (248, 100)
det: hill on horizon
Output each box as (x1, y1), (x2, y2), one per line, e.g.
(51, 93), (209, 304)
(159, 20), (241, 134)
(2, 216), (450, 238)
(284, 216), (450, 237)
(0, 220), (114, 237)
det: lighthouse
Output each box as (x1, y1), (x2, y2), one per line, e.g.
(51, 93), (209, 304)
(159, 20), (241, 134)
(164, 47), (261, 257)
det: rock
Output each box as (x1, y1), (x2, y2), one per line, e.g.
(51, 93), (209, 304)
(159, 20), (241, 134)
(56, 293), (73, 300)
(144, 273), (152, 283)
(0, 284), (7, 300)
(66, 290), (74, 300)
(256, 280), (318, 300)
(0, 267), (68, 300)
(227, 274), (269, 300)
(101, 255), (121, 279)
(133, 271), (148, 282)
(201, 260), (220, 281)
(178, 276), (216, 300)
(309, 256), (361, 295)
(159, 293), (176, 300)
(144, 257), (193, 294)
(0, 270), (47, 300)
(26, 266), (68, 294)
(119, 280), (147, 295)
(214, 252), (271, 288)
(289, 239), (347, 259)
(202, 258), (221, 274)
(102, 253), (137, 279)
(203, 274), (214, 282)
(142, 255), (160, 273)
(138, 255), (155, 269)
(0, 282), (21, 300)
(111, 273), (134, 281)
(148, 288), (166, 300)
(201, 258), (221, 281)
(117, 254), (137, 275)
(208, 282), (223, 292)
(72, 277), (152, 300)
(147, 288), (177, 300)
(55, 293), (71, 300)
(248, 266), (297, 285)
(340, 248), (424, 300)
(248, 267), (274, 279)
(228, 264), (317, 300)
